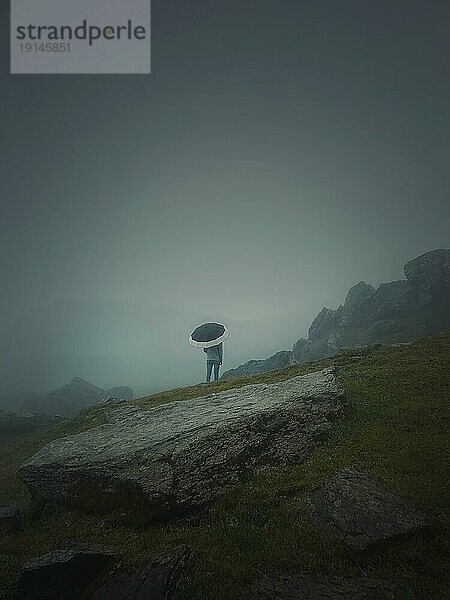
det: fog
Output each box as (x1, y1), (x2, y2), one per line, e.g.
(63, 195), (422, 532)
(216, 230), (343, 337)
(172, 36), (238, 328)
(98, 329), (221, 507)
(1, 1), (449, 404)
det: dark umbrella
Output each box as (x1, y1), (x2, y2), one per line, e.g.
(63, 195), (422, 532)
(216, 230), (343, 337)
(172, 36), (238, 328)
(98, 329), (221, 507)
(189, 322), (230, 348)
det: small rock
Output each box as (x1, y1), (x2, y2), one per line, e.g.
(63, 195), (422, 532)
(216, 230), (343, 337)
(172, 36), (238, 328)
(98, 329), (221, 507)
(17, 542), (116, 599)
(307, 469), (432, 550)
(0, 505), (20, 533)
(253, 571), (418, 599)
(0, 410), (64, 442)
(99, 396), (120, 404)
(88, 545), (192, 600)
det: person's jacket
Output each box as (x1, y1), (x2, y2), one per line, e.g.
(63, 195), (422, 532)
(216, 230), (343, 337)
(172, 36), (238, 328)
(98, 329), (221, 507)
(203, 344), (223, 363)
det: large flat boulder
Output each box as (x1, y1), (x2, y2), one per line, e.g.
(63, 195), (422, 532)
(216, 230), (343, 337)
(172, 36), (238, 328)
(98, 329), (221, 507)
(18, 368), (345, 519)
(307, 469), (432, 550)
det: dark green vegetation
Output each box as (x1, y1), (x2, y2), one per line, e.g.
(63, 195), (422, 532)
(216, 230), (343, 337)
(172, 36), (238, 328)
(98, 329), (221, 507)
(1, 333), (449, 599)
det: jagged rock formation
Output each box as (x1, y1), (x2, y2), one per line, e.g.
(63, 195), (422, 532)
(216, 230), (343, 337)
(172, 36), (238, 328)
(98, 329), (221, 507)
(21, 378), (134, 417)
(221, 350), (291, 380)
(223, 249), (450, 376)
(292, 249), (450, 364)
(307, 469), (433, 550)
(18, 367), (346, 519)
(253, 571), (418, 599)
(0, 410), (64, 442)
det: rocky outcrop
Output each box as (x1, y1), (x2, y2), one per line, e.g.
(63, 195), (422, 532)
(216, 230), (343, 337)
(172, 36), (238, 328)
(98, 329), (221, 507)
(0, 410), (64, 442)
(253, 571), (417, 599)
(404, 248), (450, 330)
(344, 280), (376, 307)
(404, 248), (450, 291)
(21, 378), (134, 417)
(292, 249), (450, 364)
(221, 350), (292, 380)
(223, 249), (450, 376)
(89, 546), (192, 600)
(18, 368), (346, 519)
(307, 469), (433, 550)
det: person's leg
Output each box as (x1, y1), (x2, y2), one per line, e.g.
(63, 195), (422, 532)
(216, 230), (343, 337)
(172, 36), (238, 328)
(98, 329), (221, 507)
(206, 360), (213, 383)
(213, 361), (220, 381)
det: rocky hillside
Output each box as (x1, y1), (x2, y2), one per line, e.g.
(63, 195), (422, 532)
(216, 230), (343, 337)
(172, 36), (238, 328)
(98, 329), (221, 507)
(21, 378), (134, 417)
(0, 333), (449, 599)
(223, 248), (450, 379)
(220, 350), (292, 381)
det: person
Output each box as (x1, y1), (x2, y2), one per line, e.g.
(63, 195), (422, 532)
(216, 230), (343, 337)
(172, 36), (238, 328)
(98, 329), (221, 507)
(203, 343), (223, 382)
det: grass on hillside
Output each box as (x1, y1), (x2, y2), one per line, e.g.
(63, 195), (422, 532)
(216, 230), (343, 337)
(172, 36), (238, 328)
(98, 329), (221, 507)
(0, 333), (449, 599)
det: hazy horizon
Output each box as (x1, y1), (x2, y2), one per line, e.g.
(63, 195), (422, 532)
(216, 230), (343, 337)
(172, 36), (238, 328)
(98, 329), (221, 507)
(1, 245), (446, 404)
(2, 1), (450, 405)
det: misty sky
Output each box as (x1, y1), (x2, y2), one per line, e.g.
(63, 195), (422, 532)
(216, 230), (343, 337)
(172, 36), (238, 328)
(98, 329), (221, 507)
(1, 1), (449, 402)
